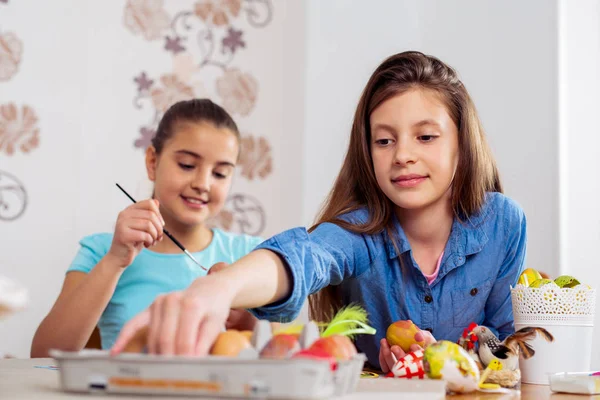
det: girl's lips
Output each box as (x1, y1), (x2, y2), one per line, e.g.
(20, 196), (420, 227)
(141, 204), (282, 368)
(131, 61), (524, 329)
(392, 176), (427, 188)
(181, 195), (208, 209)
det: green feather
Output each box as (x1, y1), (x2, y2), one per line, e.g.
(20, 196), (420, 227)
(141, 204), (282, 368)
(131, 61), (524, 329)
(321, 304), (376, 338)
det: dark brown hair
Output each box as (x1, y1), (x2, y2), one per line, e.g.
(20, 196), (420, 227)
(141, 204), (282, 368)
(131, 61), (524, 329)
(151, 98), (240, 154)
(308, 51), (503, 322)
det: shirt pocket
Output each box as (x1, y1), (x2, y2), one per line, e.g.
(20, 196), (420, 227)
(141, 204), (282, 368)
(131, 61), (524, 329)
(450, 278), (494, 328)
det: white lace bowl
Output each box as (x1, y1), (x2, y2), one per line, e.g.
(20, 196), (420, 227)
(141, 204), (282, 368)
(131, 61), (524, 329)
(511, 284), (596, 385)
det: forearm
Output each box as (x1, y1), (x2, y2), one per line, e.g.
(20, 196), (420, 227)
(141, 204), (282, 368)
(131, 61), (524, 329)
(31, 255), (124, 357)
(201, 249), (292, 309)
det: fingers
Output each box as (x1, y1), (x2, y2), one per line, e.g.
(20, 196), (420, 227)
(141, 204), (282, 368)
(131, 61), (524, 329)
(414, 330), (424, 343)
(409, 343), (422, 353)
(111, 310), (150, 355)
(135, 199), (165, 225)
(194, 316), (224, 356)
(126, 220), (159, 247)
(116, 199), (165, 248)
(379, 339), (389, 373)
(146, 295), (163, 354)
(380, 338), (402, 373)
(157, 294), (183, 355)
(173, 296), (204, 355)
(128, 209), (164, 242)
(390, 345), (406, 362)
(416, 329), (436, 347)
(423, 330), (436, 346)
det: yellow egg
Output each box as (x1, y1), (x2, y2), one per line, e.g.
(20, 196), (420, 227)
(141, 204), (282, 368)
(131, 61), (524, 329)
(518, 268), (543, 287)
(554, 275), (581, 288)
(529, 278), (554, 288)
(386, 320), (425, 352)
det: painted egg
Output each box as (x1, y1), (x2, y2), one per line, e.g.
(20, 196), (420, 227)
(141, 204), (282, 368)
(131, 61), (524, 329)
(423, 340), (480, 393)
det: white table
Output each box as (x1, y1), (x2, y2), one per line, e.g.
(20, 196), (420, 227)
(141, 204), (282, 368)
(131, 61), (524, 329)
(1, 358), (595, 399)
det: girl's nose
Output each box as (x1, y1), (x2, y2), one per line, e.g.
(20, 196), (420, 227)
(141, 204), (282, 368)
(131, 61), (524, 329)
(191, 168), (211, 192)
(394, 140), (417, 165)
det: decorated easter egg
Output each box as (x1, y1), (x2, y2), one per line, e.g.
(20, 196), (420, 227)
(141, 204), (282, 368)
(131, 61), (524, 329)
(423, 340), (480, 393)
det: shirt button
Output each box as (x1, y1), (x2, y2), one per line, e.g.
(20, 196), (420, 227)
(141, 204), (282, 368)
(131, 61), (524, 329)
(470, 288), (478, 296)
(424, 295), (433, 303)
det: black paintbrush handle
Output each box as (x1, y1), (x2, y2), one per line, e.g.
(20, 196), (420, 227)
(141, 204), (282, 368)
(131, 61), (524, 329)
(115, 183), (186, 253)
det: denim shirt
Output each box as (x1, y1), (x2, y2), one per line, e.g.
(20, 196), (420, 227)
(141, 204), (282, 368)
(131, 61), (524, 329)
(250, 192), (527, 370)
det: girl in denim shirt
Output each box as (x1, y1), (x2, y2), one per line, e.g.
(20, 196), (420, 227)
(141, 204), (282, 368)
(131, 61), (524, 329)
(113, 52), (526, 373)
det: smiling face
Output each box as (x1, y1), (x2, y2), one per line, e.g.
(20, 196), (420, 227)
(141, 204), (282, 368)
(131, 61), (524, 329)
(146, 121), (239, 228)
(369, 88), (459, 214)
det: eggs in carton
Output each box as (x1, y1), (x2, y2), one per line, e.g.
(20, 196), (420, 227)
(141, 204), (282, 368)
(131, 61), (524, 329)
(51, 307), (375, 399)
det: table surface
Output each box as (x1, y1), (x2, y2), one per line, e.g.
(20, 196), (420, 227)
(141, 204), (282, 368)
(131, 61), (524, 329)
(1, 358), (598, 399)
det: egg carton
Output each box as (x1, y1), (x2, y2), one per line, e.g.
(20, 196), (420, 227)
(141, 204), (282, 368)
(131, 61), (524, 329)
(50, 349), (366, 399)
(50, 321), (366, 399)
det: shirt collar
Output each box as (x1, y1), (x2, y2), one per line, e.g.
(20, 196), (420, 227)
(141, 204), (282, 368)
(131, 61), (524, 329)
(384, 204), (490, 260)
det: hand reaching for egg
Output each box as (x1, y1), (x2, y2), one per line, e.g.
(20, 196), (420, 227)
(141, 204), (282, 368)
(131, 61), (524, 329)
(379, 320), (436, 373)
(208, 262), (259, 331)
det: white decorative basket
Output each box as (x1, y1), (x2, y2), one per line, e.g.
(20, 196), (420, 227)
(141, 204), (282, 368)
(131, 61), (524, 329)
(511, 284), (596, 385)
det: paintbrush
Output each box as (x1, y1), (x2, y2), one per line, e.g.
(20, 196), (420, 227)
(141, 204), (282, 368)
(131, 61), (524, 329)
(115, 183), (206, 271)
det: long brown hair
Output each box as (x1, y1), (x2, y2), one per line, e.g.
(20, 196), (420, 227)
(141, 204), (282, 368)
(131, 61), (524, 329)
(308, 51), (503, 322)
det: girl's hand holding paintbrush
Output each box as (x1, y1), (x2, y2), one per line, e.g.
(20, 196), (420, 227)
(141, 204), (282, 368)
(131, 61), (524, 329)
(107, 199), (165, 268)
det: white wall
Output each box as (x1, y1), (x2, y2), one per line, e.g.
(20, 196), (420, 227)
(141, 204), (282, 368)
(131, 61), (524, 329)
(558, 0), (600, 369)
(303, 0), (421, 226)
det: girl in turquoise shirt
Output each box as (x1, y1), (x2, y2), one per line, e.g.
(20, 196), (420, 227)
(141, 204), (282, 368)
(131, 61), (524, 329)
(113, 52), (526, 373)
(31, 99), (262, 356)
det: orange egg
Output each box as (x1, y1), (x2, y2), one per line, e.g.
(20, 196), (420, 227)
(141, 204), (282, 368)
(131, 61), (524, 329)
(239, 330), (253, 341)
(210, 330), (252, 357)
(122, 326), (149, 353)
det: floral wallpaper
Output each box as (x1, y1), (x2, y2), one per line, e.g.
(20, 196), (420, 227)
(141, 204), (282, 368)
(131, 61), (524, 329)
(0, 0), (36, 221)
(0, 170), (27, 221)
(124, 0), (273, 235)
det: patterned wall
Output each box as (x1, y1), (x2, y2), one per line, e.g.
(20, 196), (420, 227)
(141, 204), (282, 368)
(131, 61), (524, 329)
(123, 0), (274, 235)
(1, 0), (282, 235)
(0, 0), (305, 357)
(0, 0), (34, 222)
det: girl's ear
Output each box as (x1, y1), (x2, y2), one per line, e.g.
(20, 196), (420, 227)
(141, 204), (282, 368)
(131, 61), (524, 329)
(145, 145), (158, 182)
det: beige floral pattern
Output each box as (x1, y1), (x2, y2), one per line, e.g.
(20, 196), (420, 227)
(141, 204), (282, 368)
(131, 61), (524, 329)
(208, 194), (265, 235)
(172, 52), (207, 96)
(0, 104), (40, 155)
(216, 68), (258, 116)
(151, 74), (195, 113)
(239, 135), (272, 180)
(124, 0), (171, 41)
(211, 209), (234, 231)
(194, 0), (241, 26)
(0, 32), (23, 81)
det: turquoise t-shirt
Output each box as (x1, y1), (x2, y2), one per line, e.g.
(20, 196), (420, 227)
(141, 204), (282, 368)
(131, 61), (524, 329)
(67, 229), (262, 349)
